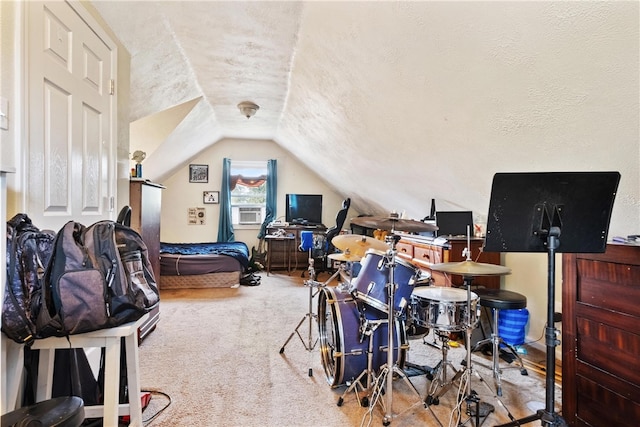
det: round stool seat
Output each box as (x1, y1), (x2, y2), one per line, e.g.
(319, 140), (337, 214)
(1, 396), (84, 427)
(474, 288), (526, 310)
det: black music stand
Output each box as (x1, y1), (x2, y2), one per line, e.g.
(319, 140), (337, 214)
(484, 171), (620, 427)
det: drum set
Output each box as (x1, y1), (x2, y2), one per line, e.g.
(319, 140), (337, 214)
(297, 214), (514, 426)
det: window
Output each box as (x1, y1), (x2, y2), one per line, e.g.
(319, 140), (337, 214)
(230, 161), (267, 226)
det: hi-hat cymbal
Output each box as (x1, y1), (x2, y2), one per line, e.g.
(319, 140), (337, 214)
(331, 234), (388, 257)
(430, 260), (512, 277)
(351, 216), (438, 233)
(328, 252), (362, 262)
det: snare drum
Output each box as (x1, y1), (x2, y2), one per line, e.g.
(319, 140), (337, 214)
(317, 286), (407, 387)
(410, 287), (479, 332)
(352, 249), (420, 315)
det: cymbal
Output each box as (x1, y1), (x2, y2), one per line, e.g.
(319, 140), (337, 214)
(351, 216), (438, 233)
(430, 260), (512, 277)
(328, 252), (362, 262)
(331, 234), (388, 257)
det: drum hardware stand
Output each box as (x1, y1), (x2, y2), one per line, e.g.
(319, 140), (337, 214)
(372, 234), (425, 426)
(456, 275), (544, 427)
(440, 233), (500, 427)
(456, 229), (508, 426)
(279, 255), (324, 377)
(337, 317), (386, 408)
(457, 266), (519, 426)
(323, 260), (354, 291)
(425, 330), (465, 406)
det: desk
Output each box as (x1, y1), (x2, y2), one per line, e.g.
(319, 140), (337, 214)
(266, 225), (327, 269)
(265, 235), (295, 275)
(6, 314), (148, 427)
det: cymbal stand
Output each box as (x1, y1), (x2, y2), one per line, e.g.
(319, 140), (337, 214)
(455, 274), (524, 427)
(337, 317), (386, 408)
(373, 234), (424, 426)
(279, 254), (323, 377)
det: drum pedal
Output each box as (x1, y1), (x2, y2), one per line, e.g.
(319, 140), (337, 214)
(466, 400), (495, 418)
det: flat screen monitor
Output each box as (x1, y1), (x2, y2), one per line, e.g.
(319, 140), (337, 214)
(285, 194), (323, 225)
(436, 211), (474, 237)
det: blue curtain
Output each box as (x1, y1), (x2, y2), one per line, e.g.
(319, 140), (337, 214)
(258, 159), (277, 239)
(217, 158), (235, 242)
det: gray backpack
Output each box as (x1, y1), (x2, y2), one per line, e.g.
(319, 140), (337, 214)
(37, 220), (159, 337)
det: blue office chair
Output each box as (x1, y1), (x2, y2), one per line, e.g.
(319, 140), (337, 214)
(300, 230), (327, 278)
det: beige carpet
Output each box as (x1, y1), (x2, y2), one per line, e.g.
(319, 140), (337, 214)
(137, 271), (562, 426)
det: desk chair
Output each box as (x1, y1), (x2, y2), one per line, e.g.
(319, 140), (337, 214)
(299, 230), (327, 278)
(116, 205), (132, 226)
(323, 198), (350, 270)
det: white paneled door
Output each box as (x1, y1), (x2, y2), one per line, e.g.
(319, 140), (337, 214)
(26, 0), (117, 231)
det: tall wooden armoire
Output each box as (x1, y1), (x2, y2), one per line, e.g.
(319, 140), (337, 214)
(129, 179), (165, 341)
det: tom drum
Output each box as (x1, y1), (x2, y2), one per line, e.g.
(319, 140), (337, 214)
(352, 249), (420, 315)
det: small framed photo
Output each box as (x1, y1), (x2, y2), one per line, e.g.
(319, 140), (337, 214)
(189, 164), (209, 183)
(203, 191), (219, 204)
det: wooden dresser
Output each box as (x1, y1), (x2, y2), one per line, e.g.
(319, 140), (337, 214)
(397, 236), (501, 289)
(129, 179), (165, 341)
(562, 243), (640, 426)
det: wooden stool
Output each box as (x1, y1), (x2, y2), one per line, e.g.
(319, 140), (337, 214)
(27, 314), (149, 427)
(471, 289), (528, 396)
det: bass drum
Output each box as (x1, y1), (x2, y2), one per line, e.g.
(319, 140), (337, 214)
(317, 287), (407, 387)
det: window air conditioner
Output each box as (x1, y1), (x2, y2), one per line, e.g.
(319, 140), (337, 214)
(239, 207), (262, 224)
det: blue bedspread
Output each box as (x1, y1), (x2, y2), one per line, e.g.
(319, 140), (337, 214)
(160, 241), (249, 269)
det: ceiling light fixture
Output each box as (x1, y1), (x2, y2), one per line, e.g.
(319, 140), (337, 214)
(237, 101), (259, 119)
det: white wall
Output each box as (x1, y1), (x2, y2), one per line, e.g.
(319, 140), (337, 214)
(159, 138), (358, 250)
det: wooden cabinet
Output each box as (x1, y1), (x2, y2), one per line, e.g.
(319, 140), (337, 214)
(397, 236), (501, 289)
(562, 244), (640, 427)
(266, 225), (327, 270)
(129, 180), (165, 341)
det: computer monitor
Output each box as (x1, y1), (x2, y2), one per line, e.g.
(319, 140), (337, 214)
(285, 194), (323, 225)
(435, 211), (474, 237)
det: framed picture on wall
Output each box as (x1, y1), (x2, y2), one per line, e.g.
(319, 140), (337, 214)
(189, 164), (209, 183)
(203, 191), (219, 204)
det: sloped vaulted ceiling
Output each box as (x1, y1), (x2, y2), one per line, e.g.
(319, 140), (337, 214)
(91, 1), (639, 229)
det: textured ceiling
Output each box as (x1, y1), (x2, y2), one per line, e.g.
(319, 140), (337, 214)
(91, 1), (639, 227)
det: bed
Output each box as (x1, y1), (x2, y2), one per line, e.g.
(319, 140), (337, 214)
(159, 241), (250, 289)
